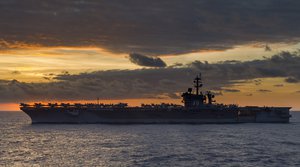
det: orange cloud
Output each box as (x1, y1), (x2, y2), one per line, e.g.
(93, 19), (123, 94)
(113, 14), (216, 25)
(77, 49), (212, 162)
(0, 39), (42, 51)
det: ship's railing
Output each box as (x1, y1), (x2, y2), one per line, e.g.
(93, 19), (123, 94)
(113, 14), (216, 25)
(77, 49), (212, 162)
(141, 103), (182, 108)
(20, 102), (240, 109)
(207, 103), (238, 108)
(20, 102), (183, 109)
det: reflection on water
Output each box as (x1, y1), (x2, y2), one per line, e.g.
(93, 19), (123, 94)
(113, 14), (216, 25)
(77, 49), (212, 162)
(0, 112), (300, 166)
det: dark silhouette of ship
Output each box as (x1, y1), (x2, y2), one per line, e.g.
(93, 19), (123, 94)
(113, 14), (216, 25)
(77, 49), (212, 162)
(20, 74), (291, 124)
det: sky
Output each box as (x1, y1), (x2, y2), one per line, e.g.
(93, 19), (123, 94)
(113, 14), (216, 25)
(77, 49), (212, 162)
(0, 0), (300, 111)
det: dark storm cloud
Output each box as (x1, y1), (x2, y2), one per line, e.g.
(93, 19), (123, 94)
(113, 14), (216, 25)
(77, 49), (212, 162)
(285, 77), (299, 83)
(0, 51), (300, 102)
(222, 89), (240, 93)
(129, 53), (167, 67)
(1, 0), (300, 55)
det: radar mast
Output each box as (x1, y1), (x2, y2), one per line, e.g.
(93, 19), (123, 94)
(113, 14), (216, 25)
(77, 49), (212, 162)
(194, 73), (203, 95)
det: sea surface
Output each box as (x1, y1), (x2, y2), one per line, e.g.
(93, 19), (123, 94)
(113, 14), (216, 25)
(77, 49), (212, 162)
(0, 112), (300, 167)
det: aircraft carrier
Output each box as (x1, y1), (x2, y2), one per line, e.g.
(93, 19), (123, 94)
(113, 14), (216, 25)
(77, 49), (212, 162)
(20, 74), (291, 124)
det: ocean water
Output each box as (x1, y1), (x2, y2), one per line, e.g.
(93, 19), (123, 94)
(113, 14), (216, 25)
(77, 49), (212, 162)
(0, 112), (299, 167)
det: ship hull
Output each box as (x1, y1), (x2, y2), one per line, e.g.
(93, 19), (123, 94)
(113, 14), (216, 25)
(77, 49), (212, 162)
(22, 108), (239, 124)
(238, 107), (291, 123)
(21, 107), (290, 124)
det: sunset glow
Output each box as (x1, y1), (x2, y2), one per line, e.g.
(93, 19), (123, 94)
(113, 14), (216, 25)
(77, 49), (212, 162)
(1, 0), (300, 111)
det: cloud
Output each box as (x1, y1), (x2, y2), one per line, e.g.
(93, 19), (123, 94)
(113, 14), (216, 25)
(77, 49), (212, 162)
(11, 71), (21, 75)
(285, 77), (299, 83)
(257, 89), (272, 93)
(222, 89), (240, 93)
(265, 44), (272, 52)
(42, 73), (57, 81)
(155, 93), (181, 99)
(273, 84), (284, 87)
(0, 51), (300, 102)
(1, 0), (300, 55)
(129, 53), (167, 67)
(253, 79), (262, 86)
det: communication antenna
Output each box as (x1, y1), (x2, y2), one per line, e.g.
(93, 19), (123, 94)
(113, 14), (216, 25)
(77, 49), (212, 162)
(193, 73), (203, 95)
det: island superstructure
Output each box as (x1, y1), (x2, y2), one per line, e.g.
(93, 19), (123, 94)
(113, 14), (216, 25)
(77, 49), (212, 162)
(20, 74), (291, 124)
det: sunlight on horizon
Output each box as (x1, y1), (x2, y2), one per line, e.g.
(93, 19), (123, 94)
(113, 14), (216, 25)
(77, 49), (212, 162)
(0, 43), (300, 109)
